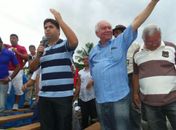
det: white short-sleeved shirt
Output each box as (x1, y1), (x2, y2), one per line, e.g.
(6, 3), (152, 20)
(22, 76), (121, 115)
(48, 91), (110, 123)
(79, 68), (95, 102)
(31, 68), (41, 90)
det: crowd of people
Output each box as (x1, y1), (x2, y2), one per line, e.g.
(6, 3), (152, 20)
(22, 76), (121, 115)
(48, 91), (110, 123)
(1, 0), (175, 130)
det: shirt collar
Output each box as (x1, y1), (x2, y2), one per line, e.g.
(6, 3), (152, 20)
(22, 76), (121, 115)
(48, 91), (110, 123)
(97, 39), (112, 48)
(47, 39), (63, 47)
(140, 41), (165, 51)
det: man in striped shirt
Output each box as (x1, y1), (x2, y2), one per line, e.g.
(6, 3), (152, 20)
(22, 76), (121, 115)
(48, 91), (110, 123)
(133, 24), (176, 130)
(30, 9), (78, 130)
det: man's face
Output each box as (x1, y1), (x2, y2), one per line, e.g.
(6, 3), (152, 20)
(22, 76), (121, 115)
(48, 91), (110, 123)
(10, 36), (18, 46)
(96, 21), (113, 43)
(144, 32), (161, 51)
(44, 22), (60, 39)
(83, 56), (89, 66)
(29, 46), (36, 55)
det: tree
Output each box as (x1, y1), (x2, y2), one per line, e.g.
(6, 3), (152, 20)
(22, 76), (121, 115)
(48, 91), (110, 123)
(74, 42), (94, 69)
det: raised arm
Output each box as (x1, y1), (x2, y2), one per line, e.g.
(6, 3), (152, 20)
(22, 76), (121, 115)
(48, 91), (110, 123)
(50, 9), (78, 49)
(132, 0), (159, 31)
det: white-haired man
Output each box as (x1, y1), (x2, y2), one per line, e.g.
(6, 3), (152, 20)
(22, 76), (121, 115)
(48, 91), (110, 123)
(133, 24), (176, 130)
(89, 0), (159, 129)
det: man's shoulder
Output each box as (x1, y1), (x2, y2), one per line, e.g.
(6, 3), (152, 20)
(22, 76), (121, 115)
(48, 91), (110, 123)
(2, 48), (15, 57)
(78, 69), (84, 74)
(128, 43), (140, 52)
(89, 45), (98, 60)
(15, 44), (27, 53)
(3, 44), (11, 48)
(90, 44), (98, 53)
(16, 44), (26, 49)
(164, 41), (176, 49)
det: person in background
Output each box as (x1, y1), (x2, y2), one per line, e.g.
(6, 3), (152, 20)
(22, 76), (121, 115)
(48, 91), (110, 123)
(30, 9), (78, 130)
(133, 24), (176, 130)
(75, 56), (97, 129)
(7, 34), (28, 110)
(113, 24), (141, 130)
(25, 44), (37, 107)
(0, 37), (20, 112)
(89, 0), (159, 129)
(28, 44), (36, 65)
(22, 68), (41, 122)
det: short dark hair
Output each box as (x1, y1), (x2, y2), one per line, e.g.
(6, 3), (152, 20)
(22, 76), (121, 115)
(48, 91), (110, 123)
(44, 18), (60, 29)
(113, 25), (126, 35)
(29, 45), (36, 49)
(10, 34), (18, 39)
(0, 37), (3, 43)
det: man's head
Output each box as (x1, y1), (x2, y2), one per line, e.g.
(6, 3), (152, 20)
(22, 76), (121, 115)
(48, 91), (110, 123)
(43, 18), (60, 40)
(142, 25), (161, 51)
(10, 34), (18, 46)
(83, 56), (89, 67)
(113, 25), (126, 38)
(95, 20), (113, 44)
(29, 45), (36, 56)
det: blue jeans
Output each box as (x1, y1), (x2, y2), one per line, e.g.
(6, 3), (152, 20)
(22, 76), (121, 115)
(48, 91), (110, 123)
(0, 82), (8, 112)
(143, 101), (176, 130)
(96, 94), (131, 130)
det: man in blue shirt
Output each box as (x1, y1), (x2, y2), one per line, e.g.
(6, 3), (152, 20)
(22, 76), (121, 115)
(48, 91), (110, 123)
(0, 37), (20, 112)
(89, 0), (160, 129)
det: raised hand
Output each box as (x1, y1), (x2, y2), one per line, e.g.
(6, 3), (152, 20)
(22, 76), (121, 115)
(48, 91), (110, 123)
(50, 9), (62, 22)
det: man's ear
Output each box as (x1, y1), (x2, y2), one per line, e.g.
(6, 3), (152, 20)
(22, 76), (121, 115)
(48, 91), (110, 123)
(95, 31), (99, 38)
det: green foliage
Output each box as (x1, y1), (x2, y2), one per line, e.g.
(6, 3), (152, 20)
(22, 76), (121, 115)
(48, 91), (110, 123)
(74, 62), (84, 70)
(74, 42), (94, 64)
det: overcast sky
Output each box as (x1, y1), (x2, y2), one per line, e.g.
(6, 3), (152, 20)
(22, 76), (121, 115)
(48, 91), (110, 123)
(0, 0), (175, 52)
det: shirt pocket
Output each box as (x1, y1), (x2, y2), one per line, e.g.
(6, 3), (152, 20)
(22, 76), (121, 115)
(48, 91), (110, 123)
(110, 46), (123, 62)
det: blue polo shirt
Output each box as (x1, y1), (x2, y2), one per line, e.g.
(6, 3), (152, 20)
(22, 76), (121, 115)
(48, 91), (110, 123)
(89, 25), (137, 103)
(0, 48), (18, 79)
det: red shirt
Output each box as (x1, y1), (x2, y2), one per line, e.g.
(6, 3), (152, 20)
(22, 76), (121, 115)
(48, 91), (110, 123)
(7, 44), (27, 70)
(74, 68), (79, 88)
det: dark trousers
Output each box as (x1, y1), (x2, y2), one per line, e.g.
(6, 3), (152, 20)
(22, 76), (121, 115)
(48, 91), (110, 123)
(78, 98), (97, 129)
(128, 73), (142, 130)
(39, 96), (73, 130)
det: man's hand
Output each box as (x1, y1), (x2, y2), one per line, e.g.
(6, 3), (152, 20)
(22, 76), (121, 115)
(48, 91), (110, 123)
(36, 44), (45, 57)
(132, 93), (141, 109)
(22, 84), (27, 92)
(50, 9), (62, 22)
(12, 47), (17, 53)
